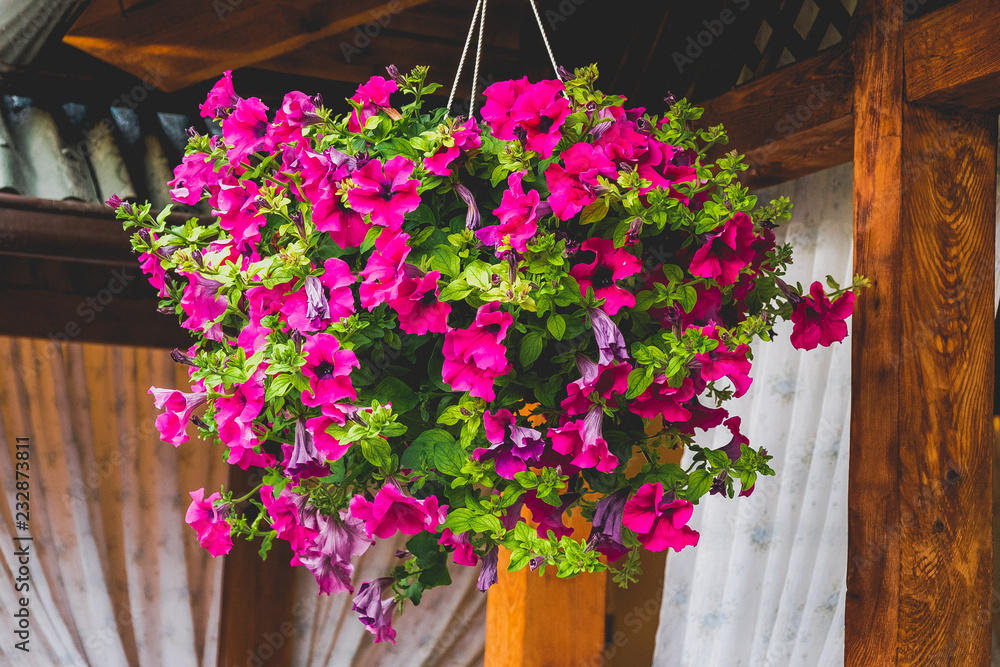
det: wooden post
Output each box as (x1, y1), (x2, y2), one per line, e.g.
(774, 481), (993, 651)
(848, 1), (996, 664)
(485, 512), (607, 667)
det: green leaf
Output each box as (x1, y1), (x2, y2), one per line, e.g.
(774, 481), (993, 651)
(613, 218), (632, 248)
(546, 313), (566, 340)
(519, 331), (544, 366)
(579, 200), (608, 225)
(439, 278), (473, 302)
(625, 368), (654, 400)
(264, 373), (294, 401)
(360, 438), (392, 468)
(508, 550), (531, 572)
(258, 532), (274, 560)
(409, 429), (465, 476)
(633, 290), (657, 312)
(678, 285), (698, 313)
(464, 260), (493, 290)
(372, 377), (419, 414)
(470, 514), (503, 534)
(442, 508), (475, 533)
(430, 245), (461, 278)
(662, 264), (684, 284)
(360, 226), (382, 254)
(686, 469), (714, 500)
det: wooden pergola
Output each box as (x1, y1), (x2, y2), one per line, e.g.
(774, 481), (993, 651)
(0, 0), (997, 663)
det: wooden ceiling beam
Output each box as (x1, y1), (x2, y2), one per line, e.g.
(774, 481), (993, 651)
(904, 0), (1000, 109)
(697, 43), (854, 189)
(63, 0), (439, 92)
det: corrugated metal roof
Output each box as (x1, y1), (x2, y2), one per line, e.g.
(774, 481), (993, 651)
(0, 93), (216, 210)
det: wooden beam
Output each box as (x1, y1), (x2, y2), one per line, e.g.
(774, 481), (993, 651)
(698, 44), (854, 189)
(217, 467), (297, 667)
(849, 0), (996, 664)
(63, 0), (438, 92)
(904, 0), (1000, 109)
(485, 512), (607, 667)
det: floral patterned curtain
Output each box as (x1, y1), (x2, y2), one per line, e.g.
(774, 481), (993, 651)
(654, 162), (854, 666)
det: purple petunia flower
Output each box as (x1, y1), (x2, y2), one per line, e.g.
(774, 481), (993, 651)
(352, 577), (398, 643)
(473, 409), (545, 479)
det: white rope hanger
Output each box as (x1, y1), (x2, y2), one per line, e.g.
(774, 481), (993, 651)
(447, 0), (563, 117)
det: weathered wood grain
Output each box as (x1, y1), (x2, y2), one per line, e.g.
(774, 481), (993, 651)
(847, 0), (904, 664)
(897, 102), (994, 666)
(904, 0), (1000, 109)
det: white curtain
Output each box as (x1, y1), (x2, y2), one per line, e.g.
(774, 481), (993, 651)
(654, 162), (854, 666)
(0, 338), (227, 666)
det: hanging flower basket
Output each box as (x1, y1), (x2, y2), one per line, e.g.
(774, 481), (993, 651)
(111, 64), (862, 643)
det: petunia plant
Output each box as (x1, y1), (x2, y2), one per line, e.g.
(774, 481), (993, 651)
(112, 64), (864, 643)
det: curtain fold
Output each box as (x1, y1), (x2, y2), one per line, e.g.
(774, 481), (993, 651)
(0, 338), (227, 666)
(654, 162), (854, 666)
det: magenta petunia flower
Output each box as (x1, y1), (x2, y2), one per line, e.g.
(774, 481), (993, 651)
(169, 152), (219, 206)
(635, 139), (697, 197)
(267, 90), (321, 145)
(148, 387), (207, 446)
(359, 229), (412, 310)
(549, 405), (619, 472)
(199, 70), (239, 119)
(560, 356), (631, 416)
(677, 398), (729, 434)
(389, 270), (451, 335)
(306, 414), (351, 462)
(629, 376), (696, 423)
(424, 117), (482, 176)
(695, 326), (752, 398)
(473, 409), (545, 479)
(221, 96), (269, 163)
(348, 76), (397, 133)
(260, 485), (317, 553)
(179, 273), (227, 341)
(294, 503), (373, 595)
(570, 238), (642, 315)
(438, 529), (479, 567)
(301, 333), (361, 406)
(585, 309), (626, 368)
(622, 482), (699, 552)
(352, 577), (398, 643)
(592, 105), (649, 167)
(689, 212), (758, 286)
(790, 282), (855, 351)
(481, 76), (530, 140)
(213, 176), (265, 246)
(347, 156), (421, 229)
(280, 258), (356, 332)
(716, 416), (750, 463)
(476, 171), (547, 253)
(216, 370), (272, 469)
(544, 142), (618, 221)
(349, 482), (445, 539)
(441, 301), (513, 401)
(508, 79), (571, 158)
(523, 491), (578, 540)
(185, 488), (233, 557)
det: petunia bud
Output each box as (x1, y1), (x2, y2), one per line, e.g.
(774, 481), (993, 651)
(170, 348), (198, 366)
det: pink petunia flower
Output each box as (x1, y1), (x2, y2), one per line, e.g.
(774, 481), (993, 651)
(424, 117), (482, 176)
(260, 485), (318, 553)
(473, 409), (545, 479)
(301, 333), (361, 406)
(280, 258), (357, 332)
(221, 96), (269, 163)
(570, 238), (642, 315)
(179, 273), (228, 341)
(306, 413), (351, 462)
(213, 176), (265, 246)
(388, 270), (451, 335)
(282, 417), (331, 481)
(544, 142), (618, 221)
(476, 171), (548, 253)
(347, 156), (421, 229)
(549, 405), (619, 472)
(441, 301), (513, 401)
(689, 212), (758, 286)
(348, 76), (397, 133)
(185, 488), (233, 557)
(508, 79), (571, 158)
(592, 105), (649, 167)
(199, 70), (239, 119)
(359, 229), (412, 310)
(560, 356), (631, 416)
(294, 502), (373, 595)
(622, 482), (699, 552)
(523, 491), (578, 540)
(480, 76), (530, 140)
(349, 482), (446, 539)
(635, 139), (697, 197)
(148, 387), (207, 446)
(267, 91), (321, 145)
(438, 529), (480, 567)
(169, 152), (220, 206)
(629, 376), (696, 423)
(139, 244), (170, 298)
(694, 326), (752, 398)
(352, 577), (398, 643)
(790, 282), (855, 351)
